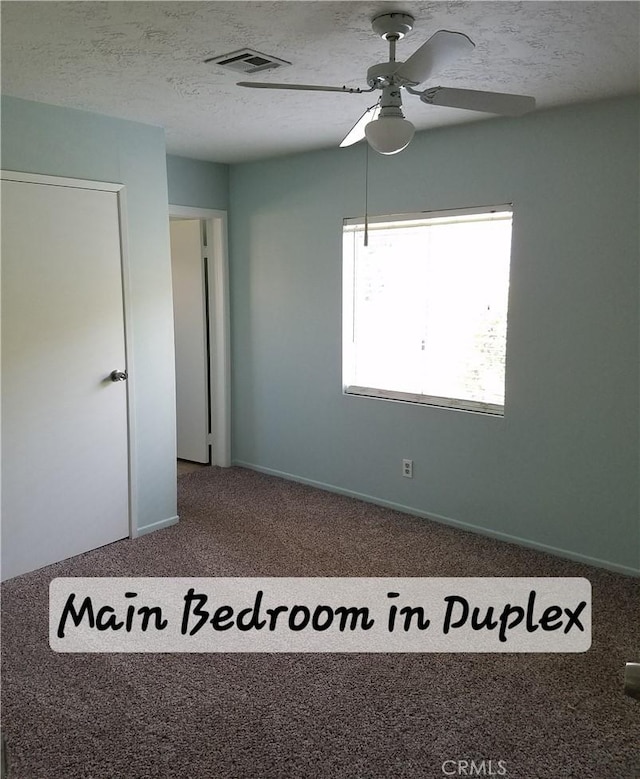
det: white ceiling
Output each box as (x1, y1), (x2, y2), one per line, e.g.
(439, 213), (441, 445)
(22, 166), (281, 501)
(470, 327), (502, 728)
(2, 1), (639, 163)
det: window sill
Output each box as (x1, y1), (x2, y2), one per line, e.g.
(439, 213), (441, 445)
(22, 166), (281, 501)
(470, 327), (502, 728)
(344, 385), (504, 416)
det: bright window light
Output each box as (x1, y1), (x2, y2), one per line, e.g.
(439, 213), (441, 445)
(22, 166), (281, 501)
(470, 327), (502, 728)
(342, 206), (513, 415)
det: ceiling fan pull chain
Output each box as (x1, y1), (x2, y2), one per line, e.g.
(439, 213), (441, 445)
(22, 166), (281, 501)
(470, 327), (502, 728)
(364, 141), (369, 247)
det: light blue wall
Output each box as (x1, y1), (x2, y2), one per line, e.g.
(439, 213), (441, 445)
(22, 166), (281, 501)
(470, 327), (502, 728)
(1, 95), (177, 534)
(229, 96), (640, 574)
(166, 153), (229, 210)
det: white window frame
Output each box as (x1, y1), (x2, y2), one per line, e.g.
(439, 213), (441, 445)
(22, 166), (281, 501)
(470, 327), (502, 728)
(342, 205), (513, 416)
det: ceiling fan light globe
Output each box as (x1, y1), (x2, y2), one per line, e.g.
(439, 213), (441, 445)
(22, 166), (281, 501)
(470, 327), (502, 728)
(365, 117), (415, 154)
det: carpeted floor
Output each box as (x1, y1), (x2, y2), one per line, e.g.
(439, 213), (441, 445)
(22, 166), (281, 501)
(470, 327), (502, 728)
(1, 466), (638, 779)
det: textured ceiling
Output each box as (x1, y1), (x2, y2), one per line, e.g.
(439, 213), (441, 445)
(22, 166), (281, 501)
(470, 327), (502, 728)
(2, 1), (639, 163)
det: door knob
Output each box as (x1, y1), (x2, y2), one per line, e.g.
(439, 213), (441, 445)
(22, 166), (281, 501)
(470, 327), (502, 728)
(109, 370), (128, 382)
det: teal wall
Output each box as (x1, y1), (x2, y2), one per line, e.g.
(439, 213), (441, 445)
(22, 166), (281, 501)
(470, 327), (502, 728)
(166, 153), (229, 210)
(229, 96), (640, 574)
(4, 93), (637, 574)
(1, 96), (177, 534)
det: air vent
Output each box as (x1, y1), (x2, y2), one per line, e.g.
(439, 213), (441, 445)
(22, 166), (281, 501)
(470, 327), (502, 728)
(204, 49), (291, 74)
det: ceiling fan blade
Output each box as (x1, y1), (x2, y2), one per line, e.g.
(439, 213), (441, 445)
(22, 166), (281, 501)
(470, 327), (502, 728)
(237, 81), (368, 94)
(339, 102), (381, 147)
(394, 30), (475, 86)
(420, 86), (536, 116)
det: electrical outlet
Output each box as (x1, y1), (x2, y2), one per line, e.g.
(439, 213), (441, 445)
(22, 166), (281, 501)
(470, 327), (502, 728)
(402, 459), (413, 478)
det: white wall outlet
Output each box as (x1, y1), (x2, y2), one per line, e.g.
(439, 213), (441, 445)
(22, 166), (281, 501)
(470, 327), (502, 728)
(402, 459), (413, 478)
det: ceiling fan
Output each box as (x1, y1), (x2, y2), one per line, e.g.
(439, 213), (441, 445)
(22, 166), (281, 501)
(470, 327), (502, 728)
(237, 12), (536, 155)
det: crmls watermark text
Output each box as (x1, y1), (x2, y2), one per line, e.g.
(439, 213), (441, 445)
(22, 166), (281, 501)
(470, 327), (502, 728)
(442, 759), (507, 776)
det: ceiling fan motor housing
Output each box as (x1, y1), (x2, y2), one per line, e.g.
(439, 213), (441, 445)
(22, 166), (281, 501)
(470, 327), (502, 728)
(366, 62), (399, 89)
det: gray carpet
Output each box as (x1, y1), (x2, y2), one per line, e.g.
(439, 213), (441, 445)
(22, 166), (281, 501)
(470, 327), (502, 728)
(1, 466), (638, 779)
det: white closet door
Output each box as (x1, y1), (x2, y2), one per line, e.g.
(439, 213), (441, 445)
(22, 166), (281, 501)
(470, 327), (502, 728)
(170, 219), (209, 463)
(1, 178), (130, 580)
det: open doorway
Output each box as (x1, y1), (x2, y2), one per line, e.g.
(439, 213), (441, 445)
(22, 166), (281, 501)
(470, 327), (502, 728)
(169, 206), (231, 473)
(170, 218), (209, 466)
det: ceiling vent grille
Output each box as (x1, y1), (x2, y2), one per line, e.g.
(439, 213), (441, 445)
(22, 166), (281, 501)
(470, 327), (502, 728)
(204, 49), (291, 74)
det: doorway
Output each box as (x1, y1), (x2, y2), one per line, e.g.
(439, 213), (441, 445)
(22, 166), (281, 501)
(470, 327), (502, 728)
(168, 206), (230, 471)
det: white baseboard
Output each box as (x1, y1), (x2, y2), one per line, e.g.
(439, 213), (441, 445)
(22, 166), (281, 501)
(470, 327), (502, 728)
(135, 515), (179, 538)
(233, 461), (640, 577)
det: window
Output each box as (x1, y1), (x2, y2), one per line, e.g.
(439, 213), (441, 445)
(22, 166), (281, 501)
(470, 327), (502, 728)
(342, 206), (513, 415)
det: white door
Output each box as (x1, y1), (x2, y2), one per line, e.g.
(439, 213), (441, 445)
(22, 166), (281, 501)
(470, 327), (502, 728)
(170, 219), (209, 463)
(1, 177), (130, 580)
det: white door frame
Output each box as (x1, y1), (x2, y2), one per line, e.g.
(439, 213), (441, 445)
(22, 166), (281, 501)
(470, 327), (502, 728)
(0, 169), (137, 540)
(169, 205), (231, 467)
